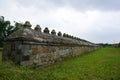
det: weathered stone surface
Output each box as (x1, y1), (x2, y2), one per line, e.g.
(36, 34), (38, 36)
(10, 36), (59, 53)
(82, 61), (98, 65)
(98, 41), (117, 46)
(3, 21), (100, 67)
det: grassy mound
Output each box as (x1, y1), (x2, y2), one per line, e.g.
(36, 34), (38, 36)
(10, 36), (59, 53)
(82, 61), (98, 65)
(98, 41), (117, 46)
(0, 47), (120, 80)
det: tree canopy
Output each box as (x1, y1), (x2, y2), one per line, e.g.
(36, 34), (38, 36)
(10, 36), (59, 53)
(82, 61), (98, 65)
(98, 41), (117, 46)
(0, 16), (23, 47)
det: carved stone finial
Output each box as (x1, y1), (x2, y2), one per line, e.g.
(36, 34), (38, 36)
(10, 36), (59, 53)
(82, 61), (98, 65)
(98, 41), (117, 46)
(34, 25), (41, 32)
(51, 29), (56, 35)
(73, 36), (75, 39)
(58, 31), (62, 36)
(44, 27), (49, 34)
(74, 37), (77, 39)
(71, 36), (74, 39)
(66, 34), (69, 38)
(23, 21), (32, 28)
(69, 35), (72, 39)
(63, 33), (67, 37)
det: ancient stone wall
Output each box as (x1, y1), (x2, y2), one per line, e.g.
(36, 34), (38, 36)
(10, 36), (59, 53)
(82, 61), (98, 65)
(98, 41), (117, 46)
(3, 40), (99, 67)
(2, 21), (100, 67)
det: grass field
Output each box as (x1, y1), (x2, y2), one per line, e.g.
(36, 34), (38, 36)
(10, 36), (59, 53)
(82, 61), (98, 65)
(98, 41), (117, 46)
(0, 47), (120, 80)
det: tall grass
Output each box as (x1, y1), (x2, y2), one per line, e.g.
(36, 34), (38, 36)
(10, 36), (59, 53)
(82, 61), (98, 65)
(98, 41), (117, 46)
(0, 47), (120, 80)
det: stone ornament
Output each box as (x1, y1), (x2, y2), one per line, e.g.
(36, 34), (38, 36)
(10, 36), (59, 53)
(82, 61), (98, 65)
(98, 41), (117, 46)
(58, 31), (62, 36)
(44, 27), (49, 34)
(23, 21), (32, 28)
(34, 25), (41, 32)
(51, 29), (56, 35)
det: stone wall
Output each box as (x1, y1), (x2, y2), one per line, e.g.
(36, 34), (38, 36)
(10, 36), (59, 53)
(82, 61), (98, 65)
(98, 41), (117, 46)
(3, 40), (100, 67)
(2, 21), (100, 67)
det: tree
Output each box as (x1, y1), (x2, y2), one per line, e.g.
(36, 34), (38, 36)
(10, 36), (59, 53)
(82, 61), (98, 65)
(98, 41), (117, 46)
(118, 42), (120, 47)
(0, 16), (13, 47)
(0, 16), (23, 47)
(13, 21), (23, 31)
(0, 16), (14, 41)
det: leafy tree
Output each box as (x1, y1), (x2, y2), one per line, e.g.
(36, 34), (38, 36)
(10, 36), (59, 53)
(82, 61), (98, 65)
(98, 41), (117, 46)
(0, 16), (14, 40)
(0, 16), (23, 47)
(14, 21), (23, 31)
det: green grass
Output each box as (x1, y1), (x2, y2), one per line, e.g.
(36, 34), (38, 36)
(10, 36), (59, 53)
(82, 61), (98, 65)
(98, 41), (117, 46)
(0, 47), (120, 80)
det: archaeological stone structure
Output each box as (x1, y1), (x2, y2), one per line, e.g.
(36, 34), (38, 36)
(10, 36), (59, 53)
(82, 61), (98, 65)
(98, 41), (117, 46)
(3, 21), (100, 67)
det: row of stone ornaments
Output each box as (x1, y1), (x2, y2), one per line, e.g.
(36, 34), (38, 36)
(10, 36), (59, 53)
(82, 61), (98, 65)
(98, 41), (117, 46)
(24, 21), (85, 41)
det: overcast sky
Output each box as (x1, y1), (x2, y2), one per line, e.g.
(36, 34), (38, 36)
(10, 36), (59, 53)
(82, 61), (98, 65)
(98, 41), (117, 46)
(0, 0), (120, 43)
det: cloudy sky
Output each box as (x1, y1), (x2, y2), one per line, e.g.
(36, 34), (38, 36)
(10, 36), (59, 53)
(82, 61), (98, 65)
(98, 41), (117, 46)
(0, 0), (120, 43)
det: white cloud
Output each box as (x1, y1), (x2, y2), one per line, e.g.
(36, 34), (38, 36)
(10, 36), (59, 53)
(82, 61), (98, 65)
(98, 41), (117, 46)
(0, 0), (120, 43)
